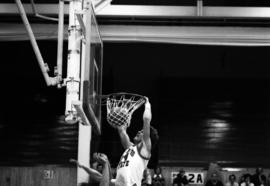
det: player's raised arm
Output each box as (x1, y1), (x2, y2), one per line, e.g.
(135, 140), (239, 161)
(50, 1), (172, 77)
(142, 97), (152, 152)
(117, 124), (133, 149)
(95, 153), (113, 186)
(69, 158), (102, 181)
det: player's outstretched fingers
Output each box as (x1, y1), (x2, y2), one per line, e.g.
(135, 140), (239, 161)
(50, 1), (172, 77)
(69, 158), (82, 168)
(69, 158), (77, 163)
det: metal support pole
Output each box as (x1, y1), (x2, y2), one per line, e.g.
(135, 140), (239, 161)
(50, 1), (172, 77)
(30, 0), (58, 21)
(56, 0), (65, 87)
(15, 0), (57, 86)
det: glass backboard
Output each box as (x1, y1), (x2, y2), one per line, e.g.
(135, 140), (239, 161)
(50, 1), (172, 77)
(81, 2), (103, 134)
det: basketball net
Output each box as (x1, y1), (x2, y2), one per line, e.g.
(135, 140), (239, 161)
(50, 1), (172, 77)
(106, 93), (146, 127)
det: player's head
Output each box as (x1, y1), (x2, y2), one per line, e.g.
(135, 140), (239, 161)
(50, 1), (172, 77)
(133, 126), (159, 148)
(134, 130), (143, 143)
(96, 164), (103, 173)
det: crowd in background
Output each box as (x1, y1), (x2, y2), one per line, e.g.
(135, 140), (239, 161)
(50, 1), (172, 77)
(205, 167), (270, 186)
(76, 153), (270, 186)
(140, 167), (270, 186)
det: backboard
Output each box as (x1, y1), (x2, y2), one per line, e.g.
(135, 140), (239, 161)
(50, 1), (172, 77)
(80, 2), (103, 134)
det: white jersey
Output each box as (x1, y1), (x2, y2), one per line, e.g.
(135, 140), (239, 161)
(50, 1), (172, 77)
(115, 143), (150, 186)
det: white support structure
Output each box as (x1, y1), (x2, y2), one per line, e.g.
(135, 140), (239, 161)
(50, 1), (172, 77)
(65, 0), (81, 123)
(78, 123), (92, 185)
(65, 0), (92, 185)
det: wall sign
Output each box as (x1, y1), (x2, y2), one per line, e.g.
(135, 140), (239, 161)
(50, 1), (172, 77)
(171, 172), (204, 184)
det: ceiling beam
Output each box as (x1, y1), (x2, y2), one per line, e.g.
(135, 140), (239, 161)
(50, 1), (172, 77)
(98, 5), (270, 18)
(1, 3), (270, 19)
(1, 23), (270, 46)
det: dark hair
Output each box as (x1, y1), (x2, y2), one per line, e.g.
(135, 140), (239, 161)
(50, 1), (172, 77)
(150, 126), (159, 149)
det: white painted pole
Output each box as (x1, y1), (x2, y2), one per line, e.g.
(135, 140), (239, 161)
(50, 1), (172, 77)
(78, 124), (92, 185)
(65, 0), (81, 122)
(66, 1), (92, 185)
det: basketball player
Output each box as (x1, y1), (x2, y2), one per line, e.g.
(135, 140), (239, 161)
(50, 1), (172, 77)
(114, 97), (159, 186)
(70, 152), (112, 186)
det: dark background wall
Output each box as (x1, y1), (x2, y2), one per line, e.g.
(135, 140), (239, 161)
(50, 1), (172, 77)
(0, 41), (78, 166)
(100, 43), (270, 168)
(1, 41), (270, 168)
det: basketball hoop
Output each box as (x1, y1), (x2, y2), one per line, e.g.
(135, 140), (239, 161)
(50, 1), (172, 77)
(105, 93), (146, 128)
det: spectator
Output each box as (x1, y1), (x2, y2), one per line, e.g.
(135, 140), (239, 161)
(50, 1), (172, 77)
(152, 167), (165, 186)
(142, 168), (152, 186)
(239, 174), (246, 186)
(266, 174), (270, 186)
(225, 174), (239, 186)
(205, 173), (223, 186)
(240, 174), (254, 186)
(252, 168), (266, 186)
(173, 168), (189, 186)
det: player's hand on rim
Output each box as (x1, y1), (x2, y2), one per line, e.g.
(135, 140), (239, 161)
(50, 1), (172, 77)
(144, 97), (151, 109)
(144, 96), (149, 102)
